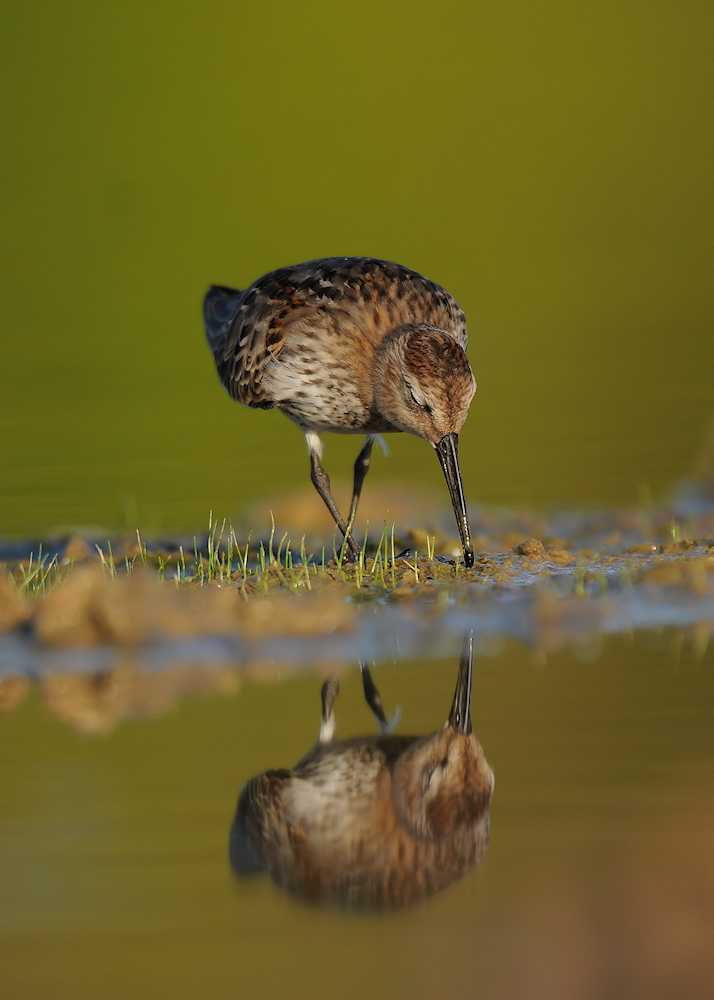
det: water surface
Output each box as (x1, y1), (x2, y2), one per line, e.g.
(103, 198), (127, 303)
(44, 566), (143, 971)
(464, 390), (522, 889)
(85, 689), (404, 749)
(2, 635), (712, 999)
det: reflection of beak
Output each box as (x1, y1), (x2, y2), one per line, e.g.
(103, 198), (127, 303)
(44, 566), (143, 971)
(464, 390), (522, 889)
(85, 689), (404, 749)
(449, 631), (474, 735)
(435, 433), (474, 568)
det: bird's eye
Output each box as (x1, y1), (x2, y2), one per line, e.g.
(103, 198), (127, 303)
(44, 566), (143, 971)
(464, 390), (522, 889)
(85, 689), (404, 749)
(409, 389), (431, 414)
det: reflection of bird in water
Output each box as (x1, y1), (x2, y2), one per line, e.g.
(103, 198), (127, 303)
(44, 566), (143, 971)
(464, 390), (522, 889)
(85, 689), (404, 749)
(204, 257), (476, 566)
(230, 633), (493, 909)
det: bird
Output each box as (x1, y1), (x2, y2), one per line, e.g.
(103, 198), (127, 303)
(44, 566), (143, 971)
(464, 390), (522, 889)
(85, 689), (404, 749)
(229, 632), (494, 910)
(204, 257), (476, 567)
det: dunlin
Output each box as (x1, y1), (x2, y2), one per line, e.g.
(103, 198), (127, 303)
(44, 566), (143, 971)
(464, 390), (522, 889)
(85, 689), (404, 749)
(229, 632), (493, 909)
(204, 257), (476, 566)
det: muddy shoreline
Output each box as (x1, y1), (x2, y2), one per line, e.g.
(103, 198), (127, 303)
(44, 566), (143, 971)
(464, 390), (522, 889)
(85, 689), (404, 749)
(1, 490), (713, 733)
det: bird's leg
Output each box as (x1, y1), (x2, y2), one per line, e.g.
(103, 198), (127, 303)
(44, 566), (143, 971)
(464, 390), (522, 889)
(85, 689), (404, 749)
(360, 662), (388, 728)
(347, 436), (374, 530)
(360, 662), (401, 735)
(319, 677), (340, 744)
(309, 451), (361, 558)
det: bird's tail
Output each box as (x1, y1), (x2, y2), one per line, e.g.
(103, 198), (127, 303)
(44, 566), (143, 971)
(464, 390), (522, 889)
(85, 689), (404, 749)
(203, 284), (243, 354)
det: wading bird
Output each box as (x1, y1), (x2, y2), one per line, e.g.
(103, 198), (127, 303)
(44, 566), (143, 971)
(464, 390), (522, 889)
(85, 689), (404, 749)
(230, 632), (493, 909)
(204, 257), (476, 566)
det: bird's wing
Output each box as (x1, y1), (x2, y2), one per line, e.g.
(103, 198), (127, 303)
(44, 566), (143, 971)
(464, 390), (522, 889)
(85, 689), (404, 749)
(203, 258), (468, 409)
(230, 768), (293, 874)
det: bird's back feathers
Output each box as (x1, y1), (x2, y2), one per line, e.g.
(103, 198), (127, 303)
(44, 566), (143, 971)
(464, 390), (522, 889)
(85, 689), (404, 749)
(203, 257), (468, 411)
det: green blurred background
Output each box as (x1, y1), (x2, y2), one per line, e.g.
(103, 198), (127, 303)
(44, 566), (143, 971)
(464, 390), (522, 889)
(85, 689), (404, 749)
(1, 1), (712, 536)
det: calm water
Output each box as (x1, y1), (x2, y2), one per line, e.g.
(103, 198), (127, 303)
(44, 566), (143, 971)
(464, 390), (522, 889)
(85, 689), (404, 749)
(2, 635), (713, 999)
(1, 3), (713, 536)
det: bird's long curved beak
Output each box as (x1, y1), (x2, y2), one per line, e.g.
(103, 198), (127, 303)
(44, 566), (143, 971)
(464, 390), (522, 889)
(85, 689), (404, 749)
(435, 433), (474, 568)
(448, 630), (474, 735)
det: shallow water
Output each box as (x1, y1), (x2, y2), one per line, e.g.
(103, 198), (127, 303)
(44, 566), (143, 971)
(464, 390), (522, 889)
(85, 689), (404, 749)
(1, 635), (713, 999)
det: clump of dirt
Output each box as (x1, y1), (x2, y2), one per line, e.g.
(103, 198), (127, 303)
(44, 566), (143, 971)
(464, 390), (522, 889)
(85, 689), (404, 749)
(0, 675), (29, 713)
(29, 563), (356, 649)
(39, 661), (241, 736)
(0, 575), (30, 631)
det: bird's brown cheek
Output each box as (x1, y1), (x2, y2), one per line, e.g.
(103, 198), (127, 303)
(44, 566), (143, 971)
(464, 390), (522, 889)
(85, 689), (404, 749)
(415, 409), (442, 445)
(425, 787), (490, 838)
(425, 789), (461, 838)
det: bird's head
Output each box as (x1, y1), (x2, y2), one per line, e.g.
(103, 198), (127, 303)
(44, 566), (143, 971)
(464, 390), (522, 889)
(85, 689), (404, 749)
(374, 325), (476, 444)
(392, 632), (493, 841)
(374, 325), (477, 567)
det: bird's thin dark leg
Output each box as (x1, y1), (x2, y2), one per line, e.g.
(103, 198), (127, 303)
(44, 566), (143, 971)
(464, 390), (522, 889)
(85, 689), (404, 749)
(347, 436), (374, 528)
(310, 451), (361, 558)
(359, 662), (389, 730)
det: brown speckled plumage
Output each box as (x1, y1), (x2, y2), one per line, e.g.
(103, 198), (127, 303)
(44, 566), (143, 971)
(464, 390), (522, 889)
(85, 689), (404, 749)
(230, 633), (493, 910)
(204, 257), (477, 565)
(205, 258), (467, 411)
